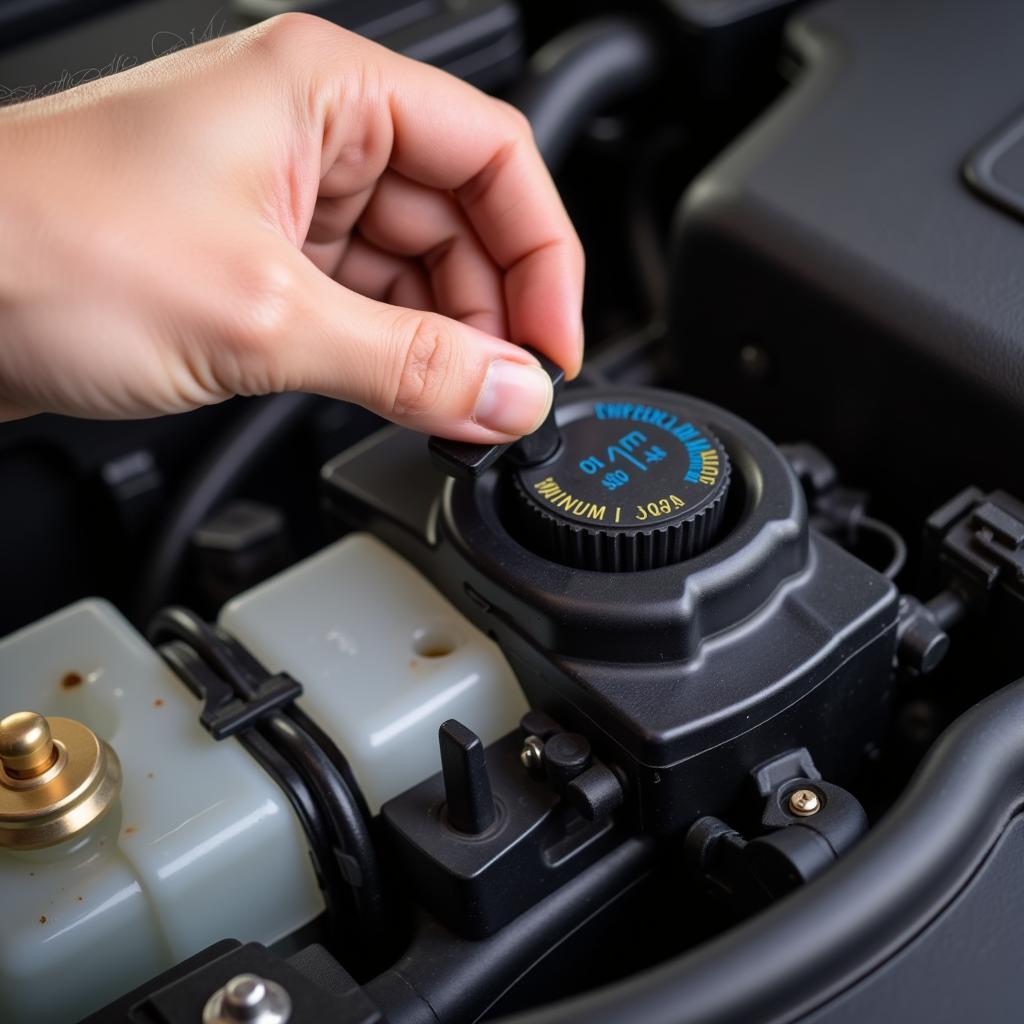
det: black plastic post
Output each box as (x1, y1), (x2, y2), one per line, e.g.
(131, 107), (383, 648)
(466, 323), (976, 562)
(439, 720), (496, 835)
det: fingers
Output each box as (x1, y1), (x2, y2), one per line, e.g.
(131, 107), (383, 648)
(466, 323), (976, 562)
(378, 67), (584, 376)
(357, 171), (509, 338)
(240, 242), (553, 441)
(305, 188), (376, 246)
(269, 16), (584, 375)
(329, 234), (435, 312)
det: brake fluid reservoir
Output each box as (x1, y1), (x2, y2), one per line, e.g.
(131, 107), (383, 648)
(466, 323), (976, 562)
(0, 600), (321, 1024)
(219, 532), (529, 812)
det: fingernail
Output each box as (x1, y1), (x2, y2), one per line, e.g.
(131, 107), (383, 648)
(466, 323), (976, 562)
(574, 318), (586, 378)
(474, 360), (553, 435)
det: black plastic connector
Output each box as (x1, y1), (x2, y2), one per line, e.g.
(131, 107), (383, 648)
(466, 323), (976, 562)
(897, 487), (1024, 673)
(149, 607), (303, 740)
(925, 487), (1024, 603)
(381, 727), (621, 938)
(685, 748), (868, 910)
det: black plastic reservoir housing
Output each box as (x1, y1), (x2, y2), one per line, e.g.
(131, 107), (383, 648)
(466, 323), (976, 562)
(322, 387), (899, 833)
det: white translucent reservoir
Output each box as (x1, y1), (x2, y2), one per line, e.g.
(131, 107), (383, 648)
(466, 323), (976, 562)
(0, 601), (322, 1024)
(220, 532), (529, 813)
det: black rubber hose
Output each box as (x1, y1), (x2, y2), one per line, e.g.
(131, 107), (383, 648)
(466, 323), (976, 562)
(496, 676), (1024, 1024)
(510, 16), (662, 173)
(156, 640), (351, 935)
(149, 607), (387, 942)
(262, 712), (389, 943)
(150, 606), (373, 824)
(286, 701), (374, 828)
(367, 837), (656, 1024)
(134, 392), (321, 624)
(149, 606), (266, 698)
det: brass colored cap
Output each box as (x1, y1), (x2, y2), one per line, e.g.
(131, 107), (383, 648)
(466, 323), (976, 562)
(0, 711), (121, 850)
(0, 711), (59, 778)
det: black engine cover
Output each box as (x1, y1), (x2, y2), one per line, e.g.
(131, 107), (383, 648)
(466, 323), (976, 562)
(323, 388), (897, 833)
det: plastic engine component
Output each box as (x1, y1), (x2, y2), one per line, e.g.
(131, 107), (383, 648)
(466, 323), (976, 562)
(668, 0), (1024, 518)
(0, 600), (321, 1024)
(218, 533), (529, 813)
(322, 388), (901, 833)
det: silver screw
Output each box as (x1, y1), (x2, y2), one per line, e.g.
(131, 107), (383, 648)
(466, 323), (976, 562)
(203, 973), (292, 1024)
(788, 788), (821, 817)
(520, 735), (545, 771)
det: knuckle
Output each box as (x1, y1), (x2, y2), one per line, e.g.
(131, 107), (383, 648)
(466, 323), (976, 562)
(493, 98), (533, 140)
(390, 315), (458, 419)
(252, 12), (348, 67)
(257, 11), (328, 52)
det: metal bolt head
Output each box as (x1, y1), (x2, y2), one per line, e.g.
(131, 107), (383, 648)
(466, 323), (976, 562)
(203, 973), (291, 1024)
(520, 735), (545, 771)
(788, 788), (821, 817)
(225, 976), (268, 1013)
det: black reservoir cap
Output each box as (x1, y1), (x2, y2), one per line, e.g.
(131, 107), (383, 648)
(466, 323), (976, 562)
(513, 394), (731, 571)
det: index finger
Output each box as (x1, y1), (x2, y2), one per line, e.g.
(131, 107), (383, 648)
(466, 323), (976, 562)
(331, 37), (584, 376)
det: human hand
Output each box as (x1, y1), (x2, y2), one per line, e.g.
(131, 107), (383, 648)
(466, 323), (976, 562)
(0, 14), (583, 441)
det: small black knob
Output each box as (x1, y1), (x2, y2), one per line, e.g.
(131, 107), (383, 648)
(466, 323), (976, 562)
(428, 350), (566, 480)
(543, 732), (592, 790)
(439, 720), (496, 835)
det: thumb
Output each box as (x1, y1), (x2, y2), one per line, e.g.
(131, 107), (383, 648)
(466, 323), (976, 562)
(262, 250), (554, 443)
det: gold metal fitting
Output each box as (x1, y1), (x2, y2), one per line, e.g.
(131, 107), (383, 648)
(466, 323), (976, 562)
(0, 711), (121, 850)
(0, 712), (60, 778)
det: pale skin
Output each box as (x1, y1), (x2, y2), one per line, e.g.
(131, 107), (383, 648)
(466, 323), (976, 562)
(0, 14), (584, 441)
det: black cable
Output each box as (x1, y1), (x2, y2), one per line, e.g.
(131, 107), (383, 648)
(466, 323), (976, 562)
(623, 129), (681, 317)
(134, 392), (321, 625)
(149, 606), (266, 698)
(151, 606), (373, 824)
(208, 622), (375, 825)
(148, 605), (387, 941)
(262, 713), (389, 944)
(157, 640), (351, 936)
(286, 701), (374, 829)
(856, 514), (908, 580)
(510, 16), (662, 173)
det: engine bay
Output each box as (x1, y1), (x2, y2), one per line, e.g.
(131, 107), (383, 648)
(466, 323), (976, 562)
(4, 1), (1024, 1022)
